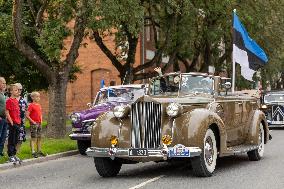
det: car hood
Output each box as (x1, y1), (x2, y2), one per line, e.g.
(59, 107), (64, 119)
(72, 101), (128, 128)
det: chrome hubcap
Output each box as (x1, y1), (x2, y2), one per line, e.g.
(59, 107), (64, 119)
(205, 137), (214, 165)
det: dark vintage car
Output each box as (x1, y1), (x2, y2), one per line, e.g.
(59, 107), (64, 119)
(260, 90), (284, 127)
(69, 84), (145, 155)
(86, 73), (270, 177)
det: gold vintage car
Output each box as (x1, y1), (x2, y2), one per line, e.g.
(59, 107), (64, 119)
(86, 73), (270, 177)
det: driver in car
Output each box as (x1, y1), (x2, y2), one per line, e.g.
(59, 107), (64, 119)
(154, 67), (168, 92)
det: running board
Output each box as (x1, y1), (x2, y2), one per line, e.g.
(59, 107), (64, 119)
(224, 144), (259, 156)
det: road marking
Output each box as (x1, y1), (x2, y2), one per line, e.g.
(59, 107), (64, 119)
(128, 175), (165, 189)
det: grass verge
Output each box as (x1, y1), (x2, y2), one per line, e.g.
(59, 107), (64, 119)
(24, 119), (72, 129)
(0, 137), (77, 164)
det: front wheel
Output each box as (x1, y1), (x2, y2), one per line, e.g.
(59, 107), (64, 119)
(77, 140), (91, 155)
(247, 123), (265, 161)
(191, 128), (217, 177)
(94, 157), (122, 177)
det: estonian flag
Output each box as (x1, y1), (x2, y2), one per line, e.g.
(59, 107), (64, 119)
(233, 11), (268, 81)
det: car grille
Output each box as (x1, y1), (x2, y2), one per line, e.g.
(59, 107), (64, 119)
(131, 102), (162, 148)
(272, 105), (284, 122)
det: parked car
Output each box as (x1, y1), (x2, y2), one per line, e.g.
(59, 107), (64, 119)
(69, 84), (146, 155)
(86, 72), (270, 177)
(260, 90), (284, 127)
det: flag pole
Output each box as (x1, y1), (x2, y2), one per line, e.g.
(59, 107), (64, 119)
(232, 9), (236, 93)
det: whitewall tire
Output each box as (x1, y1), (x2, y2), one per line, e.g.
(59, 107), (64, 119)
(191, 128), (217, 177)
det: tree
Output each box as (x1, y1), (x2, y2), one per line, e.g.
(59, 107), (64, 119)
(90, 0), (284, 89)
(12, 0), (90, 138)
(0, 0), (49, 91)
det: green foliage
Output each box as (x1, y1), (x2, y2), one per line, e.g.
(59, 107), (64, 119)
(0, 0), (82, 92)
(0, 1), (48, 91)
(36, 19), (71, 62)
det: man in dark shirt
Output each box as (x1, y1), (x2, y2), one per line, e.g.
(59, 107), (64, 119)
(0, 77), (7, 157)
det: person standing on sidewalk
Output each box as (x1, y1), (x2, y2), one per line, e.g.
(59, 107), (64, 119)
(26, 91), (45, 158)
(15, 83), (27, 152)
(0, 77), (7, 157)
(5, 84), (21, 162)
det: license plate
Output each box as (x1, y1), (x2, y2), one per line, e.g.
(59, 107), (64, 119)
(168, 144), (190, 157)
(129, 149), (148, 157)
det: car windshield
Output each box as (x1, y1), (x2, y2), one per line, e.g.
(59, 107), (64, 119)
(149, 75), (180, 95)
(95, 87), (144, 104)
(180, 75), (214, 95)
(264, 94), (284, 103)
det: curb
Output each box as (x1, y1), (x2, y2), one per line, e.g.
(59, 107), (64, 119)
(0, 150), (79, 171)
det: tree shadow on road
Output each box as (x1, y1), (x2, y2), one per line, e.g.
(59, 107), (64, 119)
(106, 155), (254, 178)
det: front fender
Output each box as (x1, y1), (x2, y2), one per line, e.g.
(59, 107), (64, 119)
(173, 109), (227, 150)
(245, 110), (269, 145)
(91, 112), (131, 148)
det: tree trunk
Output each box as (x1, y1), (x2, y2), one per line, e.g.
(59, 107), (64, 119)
(46, 75), (68, 138)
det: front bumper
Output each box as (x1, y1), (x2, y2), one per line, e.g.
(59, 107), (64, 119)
(86, 146), (202, 160)
(69, 133), (91, 141)
(267, 120), (284, 127)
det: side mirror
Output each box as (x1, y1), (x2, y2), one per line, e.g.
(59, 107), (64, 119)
(87, 103), (92, 108)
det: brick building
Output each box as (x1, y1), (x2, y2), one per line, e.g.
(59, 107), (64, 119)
(40, 34), (142, 116)
(40, 24), (183, 117)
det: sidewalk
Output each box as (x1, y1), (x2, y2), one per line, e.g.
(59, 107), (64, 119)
(0, 150), (79, 171)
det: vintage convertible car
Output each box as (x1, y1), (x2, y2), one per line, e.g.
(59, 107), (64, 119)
(260, 90), (284, 127)
(86, 73), (270, 177)
(69, 84), (145, 155)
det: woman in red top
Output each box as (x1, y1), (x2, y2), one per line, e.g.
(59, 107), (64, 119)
(5, 84), (21, 162)
(26, 91), (45, 158)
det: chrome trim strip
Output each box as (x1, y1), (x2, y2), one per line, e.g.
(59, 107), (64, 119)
(82, 119), (97, 123)
(69, 133), (91, 140)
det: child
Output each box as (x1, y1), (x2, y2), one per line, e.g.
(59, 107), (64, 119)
(5, 84), (21, 162)
(26, 91), (45, 158)
(15, 83), (27, 152)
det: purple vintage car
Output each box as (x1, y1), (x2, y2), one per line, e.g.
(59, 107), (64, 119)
(69, 84), (146, 155)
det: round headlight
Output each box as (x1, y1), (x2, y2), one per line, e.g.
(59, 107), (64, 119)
(113, 105), (129, 118)
(70, 113), (81, 123)
(166, 103), (182, 117)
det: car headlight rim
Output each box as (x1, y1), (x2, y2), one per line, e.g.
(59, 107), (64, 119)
(113, 105), (130, 118)
(70, 113), (81, 123)
(166, 103), (182, 117)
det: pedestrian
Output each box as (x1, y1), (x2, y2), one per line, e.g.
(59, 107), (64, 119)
(0, 77), (7, 157)
(15, 83), (27, 152)
(5, 84), (21, 162)
(26, 91), (46, 158)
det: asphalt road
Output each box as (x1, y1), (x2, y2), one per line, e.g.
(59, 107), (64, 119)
(0, 129), (284, 189)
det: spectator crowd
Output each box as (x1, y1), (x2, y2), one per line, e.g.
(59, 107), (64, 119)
(0, 77), (45, 164)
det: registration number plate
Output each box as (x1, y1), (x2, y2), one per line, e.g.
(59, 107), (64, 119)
(168, 144), (190, 157)
(129, 149), (148, 157)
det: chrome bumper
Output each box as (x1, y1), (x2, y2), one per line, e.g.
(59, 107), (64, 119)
(69, 133), (91, 140)
(86, 146), (202, 160)
(267, 120), (284, 127)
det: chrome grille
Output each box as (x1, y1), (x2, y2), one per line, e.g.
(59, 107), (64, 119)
(131, 102), (162, 148)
